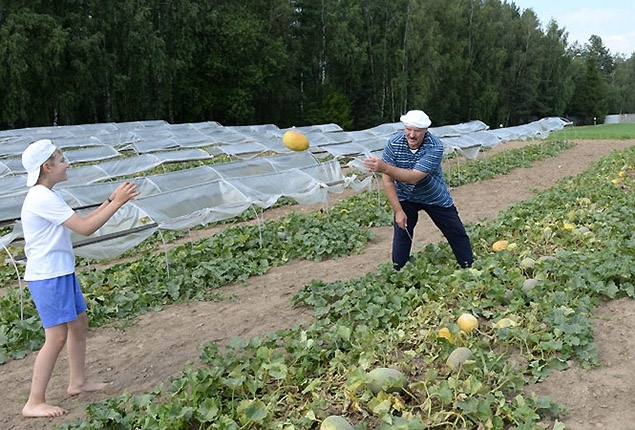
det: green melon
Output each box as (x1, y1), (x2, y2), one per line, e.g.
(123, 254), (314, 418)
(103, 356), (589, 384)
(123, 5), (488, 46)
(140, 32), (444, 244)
(522, 278), (540, 292)
(519, 257), (535, 270)
(367, 367), (407, 394)
(446, 347), (473, 370)
(320, 415), (354, 430)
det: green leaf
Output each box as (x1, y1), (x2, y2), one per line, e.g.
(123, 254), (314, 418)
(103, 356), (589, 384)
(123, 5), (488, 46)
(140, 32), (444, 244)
(237, 399), (268, 424)
(197, 398), (219, 422)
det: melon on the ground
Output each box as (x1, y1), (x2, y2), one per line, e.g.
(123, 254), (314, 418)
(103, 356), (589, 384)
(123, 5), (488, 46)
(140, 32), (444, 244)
(437, 326), (454, 343)
(519, 257), (536, 278)
(495, 317), (517, 329)
(320, 415), (354, 430)
(367, 367), (407, 394)
(457, 313), (478, 333)
(446, 347), (473, 370)
(519, 257), (535, 269)
(522, 278), (540, 292)
(492, 240), (509, 252)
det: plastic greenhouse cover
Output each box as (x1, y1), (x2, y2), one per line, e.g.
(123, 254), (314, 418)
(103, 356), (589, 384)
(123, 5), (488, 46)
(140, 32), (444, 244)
(0, 150), (325, 222)
(1, 116), (570, 262)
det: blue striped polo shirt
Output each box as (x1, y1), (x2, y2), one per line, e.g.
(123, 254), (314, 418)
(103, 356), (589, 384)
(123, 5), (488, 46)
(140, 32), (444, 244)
(381, 131), (453, 207)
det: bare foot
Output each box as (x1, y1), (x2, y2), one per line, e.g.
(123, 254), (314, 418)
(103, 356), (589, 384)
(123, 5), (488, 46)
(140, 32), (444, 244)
(67, 380), (111, 396)
(22, 402), (68, 418)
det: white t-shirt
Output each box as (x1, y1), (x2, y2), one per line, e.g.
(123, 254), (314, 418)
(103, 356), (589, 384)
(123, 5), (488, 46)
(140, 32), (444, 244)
(21, 185), (76, 281)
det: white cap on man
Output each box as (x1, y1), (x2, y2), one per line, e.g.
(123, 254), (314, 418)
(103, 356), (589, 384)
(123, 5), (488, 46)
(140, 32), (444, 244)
(22, 139), (56, 187)
(400, 110), (431, 129)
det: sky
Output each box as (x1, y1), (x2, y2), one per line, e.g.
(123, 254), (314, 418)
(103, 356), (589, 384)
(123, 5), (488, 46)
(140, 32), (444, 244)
(509, 0), (635, 57)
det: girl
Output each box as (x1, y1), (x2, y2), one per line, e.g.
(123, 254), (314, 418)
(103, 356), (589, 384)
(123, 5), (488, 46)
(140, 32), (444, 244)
(20, 139), (139, 418)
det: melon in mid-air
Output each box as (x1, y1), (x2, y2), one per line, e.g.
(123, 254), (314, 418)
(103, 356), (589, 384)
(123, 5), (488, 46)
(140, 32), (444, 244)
(282, 130), (309, 151)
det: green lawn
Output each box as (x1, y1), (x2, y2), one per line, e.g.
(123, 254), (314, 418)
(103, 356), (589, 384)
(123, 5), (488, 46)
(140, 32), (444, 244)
(552, 122), (635, 140)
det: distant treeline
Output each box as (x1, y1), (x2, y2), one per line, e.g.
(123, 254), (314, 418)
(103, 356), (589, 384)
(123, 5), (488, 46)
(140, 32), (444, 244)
(1, 0), (634, 130)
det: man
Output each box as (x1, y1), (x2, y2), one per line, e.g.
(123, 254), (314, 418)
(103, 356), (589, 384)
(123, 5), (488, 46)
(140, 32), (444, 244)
(363, 110), (473, 270)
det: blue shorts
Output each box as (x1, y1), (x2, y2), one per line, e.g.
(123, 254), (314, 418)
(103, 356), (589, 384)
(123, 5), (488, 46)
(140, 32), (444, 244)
(27, 273), (87, 329)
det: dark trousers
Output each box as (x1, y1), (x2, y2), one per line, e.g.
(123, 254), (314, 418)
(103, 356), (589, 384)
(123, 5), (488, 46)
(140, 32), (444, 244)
(392, 200), (473, 270)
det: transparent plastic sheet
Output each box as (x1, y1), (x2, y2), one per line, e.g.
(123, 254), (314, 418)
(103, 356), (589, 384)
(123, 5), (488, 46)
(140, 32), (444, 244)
(0, 149), (215, 195)
(0, 116), (571, 262)
(0, 162), (9, 176)
(0, 181), (162, 229)
(0, 228), (19, 250)
(431, 120), (490, 137)
(0, 152), (323, 223)
(73, 227), (157, 260)
(1, 117), (570, 188)
(455, 145), (483, 160)
(129, 135), (213, 153)
(143, 166), (222, 192)
(299, 159), (347, 186)
(230, 171), (326, 208)
(313, 137), (387, 159)
(226, 160), (345, 208)
(3, 166), (347, 260)
(214, 141), (270, 157)
(70, 204), (157, 260)
(0, 135), (35, 157)
(1, 212), (157, 262)
(266, 151), (319, 170)
(134, 180), (253, 230)
(0, 193), (29, 226)
(0, 177), (22, 196)
(209, 151), (316, 178)
(2, 145), (121, 176)
(302, 131), (353, 146)
(349, 175), (374, 192)
(346, 117), (571, 166)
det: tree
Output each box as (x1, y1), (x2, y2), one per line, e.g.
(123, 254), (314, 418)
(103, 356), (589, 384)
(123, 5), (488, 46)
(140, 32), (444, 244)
(533, 21), (574, 119)
(611, 55), (635, 114)
(1, 1), (630, 130)
(568, 35), (611, 124)
(193, 3), (289, 125)
(501, 8), (545, 125)
(406, 0), (466, 125)
(0, 10), (67, 127)
(570, 55), (609, 124)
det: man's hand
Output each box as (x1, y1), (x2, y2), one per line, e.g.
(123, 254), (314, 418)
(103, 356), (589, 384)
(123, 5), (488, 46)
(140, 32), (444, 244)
(363, 156), (385, 173)
(395, 210), (408, 230)
(366, 156), (428, 185)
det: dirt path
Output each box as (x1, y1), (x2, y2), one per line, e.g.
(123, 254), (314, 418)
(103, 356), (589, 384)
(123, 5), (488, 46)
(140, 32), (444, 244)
(2, 139), (635, 429)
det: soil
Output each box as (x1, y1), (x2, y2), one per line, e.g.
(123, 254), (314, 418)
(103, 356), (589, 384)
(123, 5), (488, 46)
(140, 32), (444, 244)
(2, 138), (635, 429)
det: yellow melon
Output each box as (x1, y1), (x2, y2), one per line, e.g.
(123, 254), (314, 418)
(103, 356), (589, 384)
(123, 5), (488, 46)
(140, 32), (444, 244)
(457, 313), (478, 334)
(437, 327), (454, 343)
(495, 317), (517, 329)
(492, 240), (509, 252)
(282, 130), (309, 151)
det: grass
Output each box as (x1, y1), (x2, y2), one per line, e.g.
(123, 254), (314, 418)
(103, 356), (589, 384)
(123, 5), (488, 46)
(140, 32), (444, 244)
(551, 123), (635, 140)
